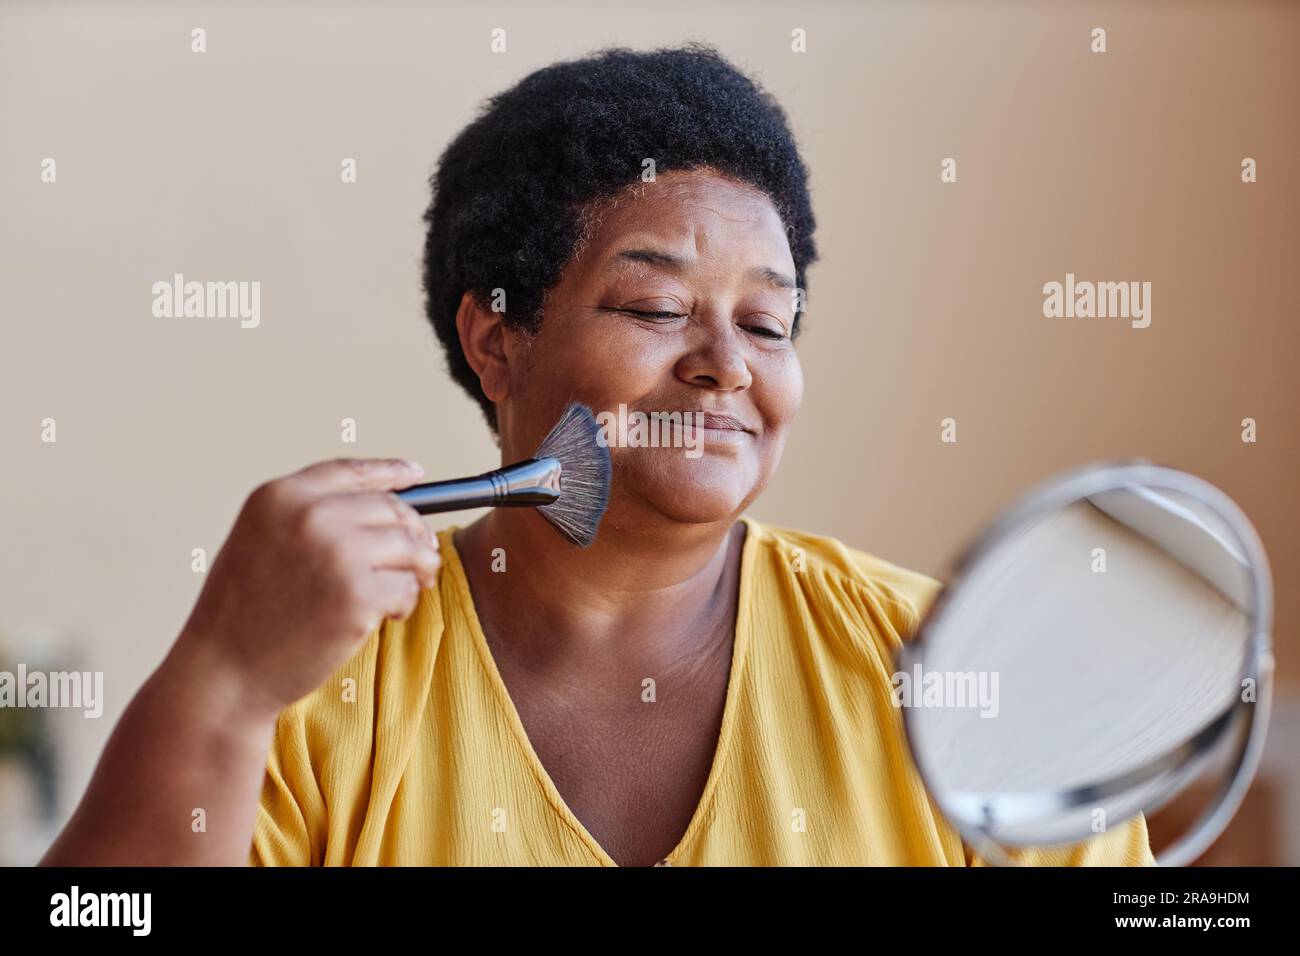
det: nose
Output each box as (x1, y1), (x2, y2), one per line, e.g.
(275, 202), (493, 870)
(674, 320), (753, 391)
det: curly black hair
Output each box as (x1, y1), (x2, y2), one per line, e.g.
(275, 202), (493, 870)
(421, 42), (818, 430)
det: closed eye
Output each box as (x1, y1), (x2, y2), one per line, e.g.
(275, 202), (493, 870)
(610, 308), (687, 320)
(602, 306), (788, 339)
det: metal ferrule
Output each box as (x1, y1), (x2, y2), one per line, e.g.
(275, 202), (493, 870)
(396, 457), (562, 515)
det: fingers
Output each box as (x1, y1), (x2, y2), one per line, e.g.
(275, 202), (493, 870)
(289, 458), (426, 496)
(367, 570), (424, 623)
(307, 491), (435, 547)
(357, 527), (441, 589)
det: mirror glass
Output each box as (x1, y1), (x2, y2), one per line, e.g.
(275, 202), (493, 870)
(901, 468), (1270, 859)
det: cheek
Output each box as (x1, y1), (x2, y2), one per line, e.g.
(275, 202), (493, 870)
(756, 350), (803, 432)
(532, 321), (672, 408)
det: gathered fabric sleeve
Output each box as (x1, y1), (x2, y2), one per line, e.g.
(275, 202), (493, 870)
(966, 813), (1157, 866)
(248, 703), (327, 866)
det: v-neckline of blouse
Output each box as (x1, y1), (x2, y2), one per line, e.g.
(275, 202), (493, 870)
(438, 515), (760, 867)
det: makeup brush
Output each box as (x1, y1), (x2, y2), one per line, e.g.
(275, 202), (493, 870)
(396, 402), (611, 547)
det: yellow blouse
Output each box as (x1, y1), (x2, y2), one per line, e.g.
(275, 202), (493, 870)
(249, 515), (1154, 866)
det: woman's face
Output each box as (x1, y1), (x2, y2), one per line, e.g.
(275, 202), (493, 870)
(497, 167), (803, 528)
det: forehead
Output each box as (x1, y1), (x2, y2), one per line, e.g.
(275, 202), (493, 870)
(574, 168), (794, 269)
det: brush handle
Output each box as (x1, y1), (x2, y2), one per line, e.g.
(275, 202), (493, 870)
(396, 458), (561, 515)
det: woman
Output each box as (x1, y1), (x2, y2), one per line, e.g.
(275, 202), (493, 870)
(41, 45), (1153, 867)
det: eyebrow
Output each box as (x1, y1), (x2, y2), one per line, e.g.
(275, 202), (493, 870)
(611, 247), (797, 292)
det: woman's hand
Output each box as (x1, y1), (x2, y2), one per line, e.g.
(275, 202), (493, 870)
(173, 457), (441, 720)
(40, 457), (440, 866)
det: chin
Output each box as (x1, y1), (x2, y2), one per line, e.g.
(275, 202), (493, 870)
(617, 450), (761, 525)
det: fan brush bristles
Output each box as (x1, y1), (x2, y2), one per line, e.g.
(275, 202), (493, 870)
(532, 403), (611, 547)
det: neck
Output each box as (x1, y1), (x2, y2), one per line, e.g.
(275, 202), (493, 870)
(451, 502), (746, 662)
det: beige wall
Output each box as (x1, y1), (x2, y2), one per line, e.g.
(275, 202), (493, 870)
(1, 0), (1296, 861)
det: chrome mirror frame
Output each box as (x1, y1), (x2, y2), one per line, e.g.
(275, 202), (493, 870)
(898, 461), (1275, 867)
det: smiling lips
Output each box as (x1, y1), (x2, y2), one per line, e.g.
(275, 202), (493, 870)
(673, 411), (755, 445)
(603, 406), (757, 446)
(694, 412), (754, 434)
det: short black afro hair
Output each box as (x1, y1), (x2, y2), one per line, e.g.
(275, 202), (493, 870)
(421, 42), (818, 430)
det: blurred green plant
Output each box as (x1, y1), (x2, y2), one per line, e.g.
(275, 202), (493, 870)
(0, 649), (59, 819)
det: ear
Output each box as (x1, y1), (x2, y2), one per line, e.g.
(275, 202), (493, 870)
(454, 291), (511, 403)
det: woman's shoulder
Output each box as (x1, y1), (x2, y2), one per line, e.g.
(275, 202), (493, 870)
(742, 515), (944, 645)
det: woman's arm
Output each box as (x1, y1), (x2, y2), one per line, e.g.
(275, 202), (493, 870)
(40, 636), (280, 866)
(39, 457), (441, 867)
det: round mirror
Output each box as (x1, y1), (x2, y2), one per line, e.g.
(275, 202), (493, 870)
(899, 462), (1275, 866)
